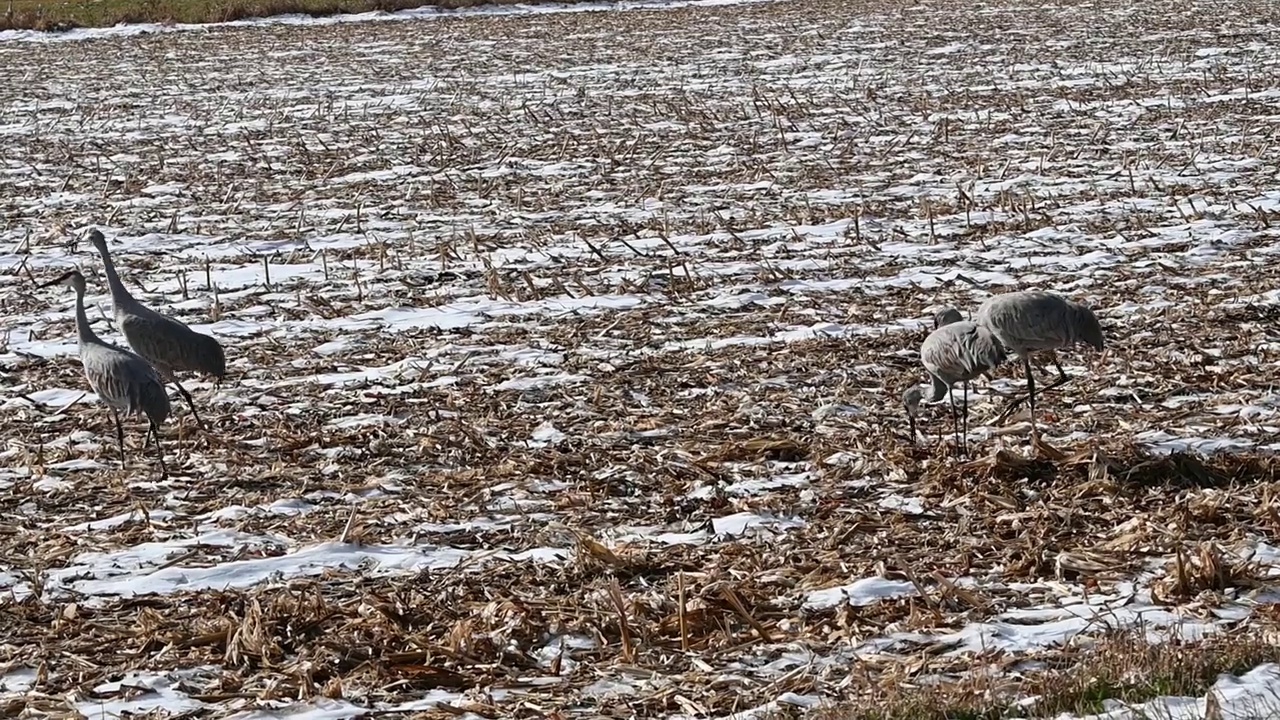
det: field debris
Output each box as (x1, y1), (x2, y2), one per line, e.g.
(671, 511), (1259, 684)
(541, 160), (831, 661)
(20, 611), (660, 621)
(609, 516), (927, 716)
(3, 0), (1280, 717)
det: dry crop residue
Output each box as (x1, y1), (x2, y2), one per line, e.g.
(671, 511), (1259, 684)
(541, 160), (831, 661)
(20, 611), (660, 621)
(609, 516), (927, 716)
(3, 0), (1280, 717)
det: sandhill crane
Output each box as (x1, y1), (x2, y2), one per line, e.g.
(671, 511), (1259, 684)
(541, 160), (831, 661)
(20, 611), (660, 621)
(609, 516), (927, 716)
(38, 270), (171, 477)
(85, 228), (226, 428)
(903, 310), (1007, 455)
(974, 290), (1104, 435)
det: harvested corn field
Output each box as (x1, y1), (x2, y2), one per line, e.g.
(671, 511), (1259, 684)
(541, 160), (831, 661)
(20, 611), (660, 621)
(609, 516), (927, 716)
(3, 0), (1280, 718)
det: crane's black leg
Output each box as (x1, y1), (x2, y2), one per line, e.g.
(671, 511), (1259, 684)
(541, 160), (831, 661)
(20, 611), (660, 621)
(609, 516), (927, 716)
(1038, 350), (1072, 393)
(948, 386), (961, 457)
(1025, 356), (1039, 443)
(148, 422), (168, 479)
(995, 395), (1025, 423)
(962, 380), (970, 455)
(170, 378), (205, 429)
(109, 407), (126, 468)
(994, 353), (1035, 423)
(999, 352), (1073, 419)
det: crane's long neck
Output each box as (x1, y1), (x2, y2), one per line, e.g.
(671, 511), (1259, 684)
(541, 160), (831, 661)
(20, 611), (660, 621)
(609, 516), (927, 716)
(925, 374), (949, 403)
(1067, 302), (1104, 349)
(95, 243), (133, 308)
(71, 288), (99, 347)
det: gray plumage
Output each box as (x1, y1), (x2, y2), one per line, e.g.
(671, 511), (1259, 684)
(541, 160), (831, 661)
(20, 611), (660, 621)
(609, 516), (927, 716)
(975, 290), (1104, 356)
(933, 307), (964, 329)
(974, 290), (1105, 432)
(903, 311), (1006, 454)
(38, 270), (170, 476)
(87, 228), (226, 427)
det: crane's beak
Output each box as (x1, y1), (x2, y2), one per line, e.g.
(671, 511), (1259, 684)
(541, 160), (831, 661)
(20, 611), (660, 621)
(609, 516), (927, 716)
(36, 270), (78, 289)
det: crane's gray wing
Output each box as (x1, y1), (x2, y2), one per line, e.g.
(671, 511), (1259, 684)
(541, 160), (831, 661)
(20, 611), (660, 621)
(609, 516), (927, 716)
(952, 325), (1007, 378)
(976, 293), (1073, 353)
(82, 346), (172, 424)
(920, 322), (1006, 384)
(121, 311), (226, 378)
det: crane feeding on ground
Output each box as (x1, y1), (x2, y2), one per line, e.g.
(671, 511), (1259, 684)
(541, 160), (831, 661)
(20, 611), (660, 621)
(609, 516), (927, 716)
(85, 228), (226, 428)
(973, 290), (1105, 436)
(903, 309), (1007, 455)
(38, 270), (171, 477)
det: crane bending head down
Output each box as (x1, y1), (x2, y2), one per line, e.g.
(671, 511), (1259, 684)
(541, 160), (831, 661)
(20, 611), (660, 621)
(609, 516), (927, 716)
(1072, 300), (1105, 351)
(906, 305), (965, 434)
(902, 310), (1006, 453)
(974, 290), (1106, 433)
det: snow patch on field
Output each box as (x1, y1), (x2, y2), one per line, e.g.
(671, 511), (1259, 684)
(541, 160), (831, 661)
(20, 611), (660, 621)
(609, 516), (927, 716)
(2, 0), (1280, 716)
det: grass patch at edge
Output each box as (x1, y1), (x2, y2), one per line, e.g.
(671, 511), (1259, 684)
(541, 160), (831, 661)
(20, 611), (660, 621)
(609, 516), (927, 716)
(812, 630), (1280, 720)
(1, 0), (609, 31)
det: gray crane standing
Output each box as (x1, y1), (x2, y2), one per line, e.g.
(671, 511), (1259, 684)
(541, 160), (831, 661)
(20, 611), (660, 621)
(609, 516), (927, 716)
(903, 309), (1007, 455)
(86, 228), (226, 428)
(38, 270), (171, 477)
(974, 290), (1105, 436)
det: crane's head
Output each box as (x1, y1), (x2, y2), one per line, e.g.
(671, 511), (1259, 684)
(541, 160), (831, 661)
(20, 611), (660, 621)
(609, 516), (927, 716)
(933, 307), (963, 329)
(903, 384), (923, 414)
(37, 269), (88, 295)
(1072, 303), (1105, 351)
(84, 228), (107, 251)
(902, 384), (923, 441)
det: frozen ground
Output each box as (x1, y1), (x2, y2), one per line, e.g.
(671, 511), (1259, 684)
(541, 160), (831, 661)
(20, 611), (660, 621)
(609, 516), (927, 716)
(2, 0), (1280, 717)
